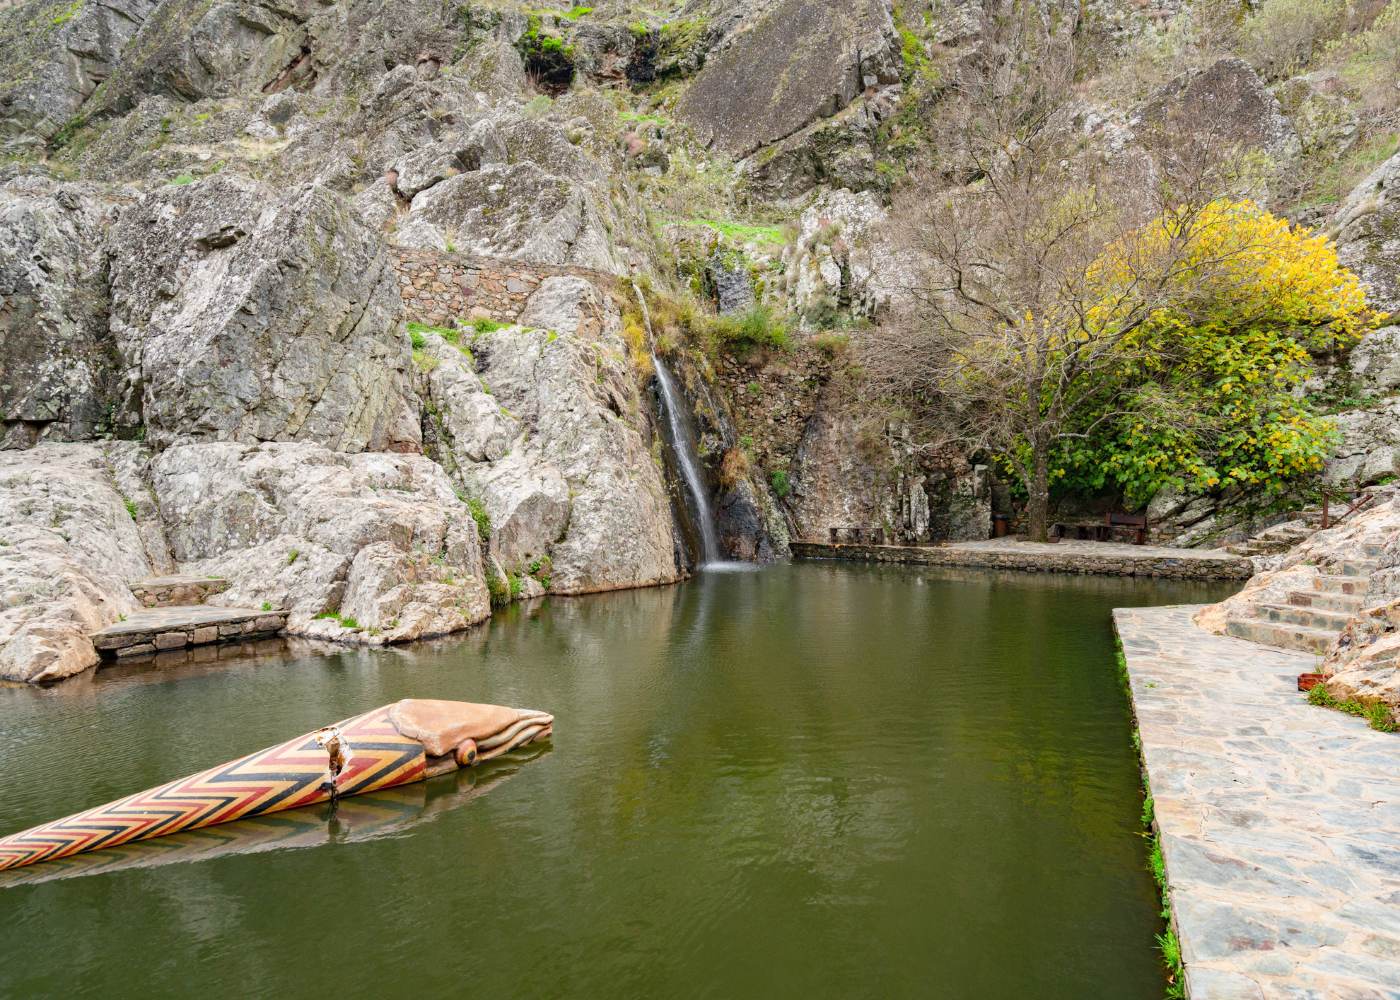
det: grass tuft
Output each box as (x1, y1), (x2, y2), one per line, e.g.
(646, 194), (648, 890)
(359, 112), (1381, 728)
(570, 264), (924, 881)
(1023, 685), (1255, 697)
(1307, 682), (1399, 732)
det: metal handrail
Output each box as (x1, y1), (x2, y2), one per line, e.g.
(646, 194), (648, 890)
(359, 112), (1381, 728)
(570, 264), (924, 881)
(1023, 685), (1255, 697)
(1320, 487), (1378, 529)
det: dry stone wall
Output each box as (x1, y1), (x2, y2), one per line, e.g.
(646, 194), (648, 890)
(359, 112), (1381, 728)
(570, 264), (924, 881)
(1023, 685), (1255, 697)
(392, 248), (624, 327)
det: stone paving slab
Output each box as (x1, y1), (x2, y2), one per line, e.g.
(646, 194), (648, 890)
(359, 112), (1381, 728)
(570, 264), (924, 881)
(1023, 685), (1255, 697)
(790, 538), (1253, 579)
(1115, 605), (1400, 1000)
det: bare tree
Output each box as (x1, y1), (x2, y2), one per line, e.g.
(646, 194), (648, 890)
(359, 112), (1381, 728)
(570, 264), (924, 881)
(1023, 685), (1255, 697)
(866, 4), (1243, 541)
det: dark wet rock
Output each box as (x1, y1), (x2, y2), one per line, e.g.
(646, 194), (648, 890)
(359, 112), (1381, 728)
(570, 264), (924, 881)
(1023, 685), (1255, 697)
(709, 250), (754, 315)
(0, 176), (126, 448)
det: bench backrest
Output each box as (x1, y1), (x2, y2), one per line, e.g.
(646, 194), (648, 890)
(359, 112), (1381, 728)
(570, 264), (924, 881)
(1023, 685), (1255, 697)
(1105, 512), (1148, 527)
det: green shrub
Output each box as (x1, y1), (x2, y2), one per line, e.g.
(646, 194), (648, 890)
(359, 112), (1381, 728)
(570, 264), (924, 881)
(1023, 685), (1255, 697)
(811, 332), (851, 357)
(122, 497), (138, 519)
(465, 496), (492, 541)
(703, 305), (790, 352)
(486, 571), (509, 608)
(770, 469), (791, 498)
(1308, 682), (1399, 731)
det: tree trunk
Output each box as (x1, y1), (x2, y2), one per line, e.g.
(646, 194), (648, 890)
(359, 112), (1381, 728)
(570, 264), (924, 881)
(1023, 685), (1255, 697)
(1026, 443), (1051, 542)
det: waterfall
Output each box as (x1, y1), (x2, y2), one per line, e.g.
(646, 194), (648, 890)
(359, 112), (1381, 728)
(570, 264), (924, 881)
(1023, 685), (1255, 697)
(632, 280), (721, 566)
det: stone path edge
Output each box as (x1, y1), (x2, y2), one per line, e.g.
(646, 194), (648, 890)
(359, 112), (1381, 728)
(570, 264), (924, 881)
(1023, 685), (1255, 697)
(1114, 604), (1400, 1000)
(792, 540), (1253, 580)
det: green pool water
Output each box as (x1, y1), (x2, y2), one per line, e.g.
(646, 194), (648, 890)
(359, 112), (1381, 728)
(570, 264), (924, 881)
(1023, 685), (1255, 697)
(0, 562), (1233, 999)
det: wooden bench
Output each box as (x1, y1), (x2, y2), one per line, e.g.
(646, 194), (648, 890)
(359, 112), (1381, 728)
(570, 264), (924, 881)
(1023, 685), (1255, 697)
(1104, 511), (1149, 545)
(1051, 512), (1149, 545)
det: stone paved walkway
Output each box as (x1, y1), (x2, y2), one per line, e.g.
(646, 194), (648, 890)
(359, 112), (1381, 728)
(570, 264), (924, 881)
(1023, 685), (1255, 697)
(1115, 605), (1400, 1000)
(790, 538), (1252, 579)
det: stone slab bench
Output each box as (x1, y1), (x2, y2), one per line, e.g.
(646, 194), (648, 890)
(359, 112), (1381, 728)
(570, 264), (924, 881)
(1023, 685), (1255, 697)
(92, 606), (287, 659)
(129, 575), (230, 608)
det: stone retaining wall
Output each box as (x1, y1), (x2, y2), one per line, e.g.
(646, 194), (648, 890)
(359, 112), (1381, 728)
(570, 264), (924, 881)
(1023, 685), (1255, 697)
(391, 248), (623, 326)
(790, 541), (1254, 580)
(94, 610), (288, 659)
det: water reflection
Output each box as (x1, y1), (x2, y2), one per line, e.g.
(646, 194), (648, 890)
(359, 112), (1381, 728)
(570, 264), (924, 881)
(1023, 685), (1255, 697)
(0, 747), (548, 889)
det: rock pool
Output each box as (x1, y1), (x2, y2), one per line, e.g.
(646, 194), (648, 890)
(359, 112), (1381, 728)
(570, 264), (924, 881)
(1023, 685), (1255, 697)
(0, 562), (1233, 998)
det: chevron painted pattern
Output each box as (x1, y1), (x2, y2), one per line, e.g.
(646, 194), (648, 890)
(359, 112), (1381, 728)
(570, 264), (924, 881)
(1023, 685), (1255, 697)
(0, 707), (426, 872)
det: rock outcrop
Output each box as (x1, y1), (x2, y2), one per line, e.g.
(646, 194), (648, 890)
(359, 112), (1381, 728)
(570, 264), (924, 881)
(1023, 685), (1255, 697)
(1332, 150), (1400, 315)
(1132, 57), (1301, 170)
(0, 443), (153, 683)
(419, 276), (681, 594)
(152, 442), (491, 643)
(676, 0), (900, 158)
(0, 176), (123, 448)
(109, 173), (420, 453)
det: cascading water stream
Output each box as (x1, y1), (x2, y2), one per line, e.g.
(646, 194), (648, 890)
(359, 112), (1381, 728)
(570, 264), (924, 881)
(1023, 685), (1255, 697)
(632, 280), (722, 566)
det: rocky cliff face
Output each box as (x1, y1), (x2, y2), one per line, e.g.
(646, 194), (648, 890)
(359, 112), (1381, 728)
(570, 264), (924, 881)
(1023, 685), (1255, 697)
(3, 0), (1400, 682)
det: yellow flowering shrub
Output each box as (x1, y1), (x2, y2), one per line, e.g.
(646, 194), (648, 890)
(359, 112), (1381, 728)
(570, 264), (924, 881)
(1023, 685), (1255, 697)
(1059, 200), (1382, 505)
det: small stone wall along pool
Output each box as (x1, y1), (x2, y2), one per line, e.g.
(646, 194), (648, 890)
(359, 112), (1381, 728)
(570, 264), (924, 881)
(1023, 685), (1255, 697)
(0, 562), (1235, 998)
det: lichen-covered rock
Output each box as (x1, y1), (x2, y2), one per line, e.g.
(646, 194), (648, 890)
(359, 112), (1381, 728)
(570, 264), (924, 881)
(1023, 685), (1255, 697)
(1347, 325), (1400, 396)
(1327, 398), (1400, 485)
(676, 0), (899, 158)
(1332, 150), (1400, 314)
(0, 176), (124, 448)
(0, 443), (153, 683)
(1274, 72), (1358, 162)
(397, 141), (625, 271)
(151, 441), (490, 643)
(1320, 600), (1400, 714)
(741, 87), (902, 201)
(1132, 57), (1301, 169)
(782, 188), (910, 326)
(0, 0), (159, 145)
(418, 278), (681, 593)
(109, 173), (420, 452)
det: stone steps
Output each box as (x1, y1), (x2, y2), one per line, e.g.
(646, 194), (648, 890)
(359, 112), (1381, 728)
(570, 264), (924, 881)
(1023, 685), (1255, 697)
(1225, 617), (1338, 655)
(1256, 602), (1354, 632)
(1315, 573), (1371, 595)
(1287, 589), (1365, 613)
(93, 606), (287, 660)
(130, 575), (229, 608)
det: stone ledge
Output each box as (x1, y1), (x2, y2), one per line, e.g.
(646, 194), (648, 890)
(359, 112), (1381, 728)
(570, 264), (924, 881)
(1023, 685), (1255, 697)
(129, 575), (230, 608)
(790, 540), (1254, 580)
(92, 606), (287, 658)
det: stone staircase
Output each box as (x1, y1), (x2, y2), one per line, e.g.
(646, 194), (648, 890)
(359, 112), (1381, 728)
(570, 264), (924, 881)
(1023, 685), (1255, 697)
(1225, 556), (1378, 654)
(91, 576), (287, 661)
(1226, 514), (1322, 557)
(1225, 486), (1392, 558)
